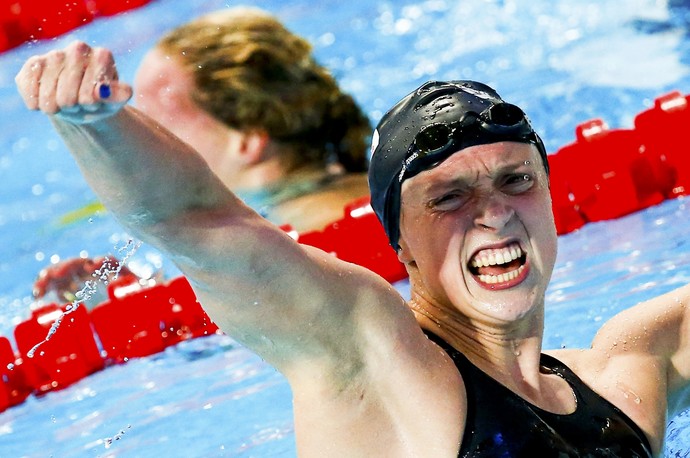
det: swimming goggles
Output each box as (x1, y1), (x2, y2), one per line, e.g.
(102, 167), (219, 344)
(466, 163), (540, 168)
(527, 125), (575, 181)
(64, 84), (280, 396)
(398, 102), (538, 183)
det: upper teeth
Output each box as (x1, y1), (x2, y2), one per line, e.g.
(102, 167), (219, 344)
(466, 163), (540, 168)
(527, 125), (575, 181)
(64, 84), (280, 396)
(471, 243), (523, 268)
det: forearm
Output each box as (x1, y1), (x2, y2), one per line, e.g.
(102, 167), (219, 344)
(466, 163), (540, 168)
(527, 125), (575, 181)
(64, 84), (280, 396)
(51, 106), (236, 233)
(15, 41), (378, 370)
(596, 284), (690, 395)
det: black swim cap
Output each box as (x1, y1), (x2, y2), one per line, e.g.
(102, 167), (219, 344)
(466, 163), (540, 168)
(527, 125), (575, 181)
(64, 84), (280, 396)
(368, 80), (549, 249)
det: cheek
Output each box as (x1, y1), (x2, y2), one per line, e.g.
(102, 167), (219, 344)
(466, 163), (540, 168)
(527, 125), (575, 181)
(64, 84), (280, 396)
(412, 227), (465, 277)
(136, 87), (176, 125)
(521, 198), (558, 269)
(542, 224), (559, 268)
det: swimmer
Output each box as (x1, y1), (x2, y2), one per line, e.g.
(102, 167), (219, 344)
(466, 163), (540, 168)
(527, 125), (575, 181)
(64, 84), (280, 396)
(17, 42), (690, 456)
(132, 7), (371, 232)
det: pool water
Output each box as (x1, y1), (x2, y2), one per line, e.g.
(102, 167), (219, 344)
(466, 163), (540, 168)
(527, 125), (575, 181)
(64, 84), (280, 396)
(1, 0), (690, 456)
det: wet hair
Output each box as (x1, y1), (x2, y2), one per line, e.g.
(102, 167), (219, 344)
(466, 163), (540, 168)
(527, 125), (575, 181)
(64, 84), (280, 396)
(157, 7), (370, 172)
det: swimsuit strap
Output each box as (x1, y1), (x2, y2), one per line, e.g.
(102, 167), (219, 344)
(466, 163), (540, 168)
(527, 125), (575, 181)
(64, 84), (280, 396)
(537, 352), (653, 455)
(236, 172), (342, 221)
(264, 172), (340, 207)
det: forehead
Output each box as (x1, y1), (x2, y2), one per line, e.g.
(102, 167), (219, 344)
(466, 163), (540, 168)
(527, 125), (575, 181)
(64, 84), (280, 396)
(401, 141), (539, 194)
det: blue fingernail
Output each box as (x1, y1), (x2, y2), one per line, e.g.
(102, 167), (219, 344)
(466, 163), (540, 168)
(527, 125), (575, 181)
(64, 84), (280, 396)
(99, 83), (111, 99)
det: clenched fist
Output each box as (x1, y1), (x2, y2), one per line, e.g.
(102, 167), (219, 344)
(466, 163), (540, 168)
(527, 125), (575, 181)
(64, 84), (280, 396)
(15, 41), (132, 124)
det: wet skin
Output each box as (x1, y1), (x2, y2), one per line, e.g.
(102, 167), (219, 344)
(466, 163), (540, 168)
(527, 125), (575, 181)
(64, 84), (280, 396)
(398, 142), (557, 330)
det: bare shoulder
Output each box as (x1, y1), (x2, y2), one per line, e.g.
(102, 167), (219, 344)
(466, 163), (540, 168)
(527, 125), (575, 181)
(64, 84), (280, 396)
(286, 255), (458, 389)
(288, 278), (466, 456)
(568, 284), (690, 453)
(560, 283), (690, 398)
(549, 336), (667, 454)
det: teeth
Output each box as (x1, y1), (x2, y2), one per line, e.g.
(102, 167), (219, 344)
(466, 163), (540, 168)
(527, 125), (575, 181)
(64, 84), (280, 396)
(471, 243), (523, 268)
(478, 265), (525, 284)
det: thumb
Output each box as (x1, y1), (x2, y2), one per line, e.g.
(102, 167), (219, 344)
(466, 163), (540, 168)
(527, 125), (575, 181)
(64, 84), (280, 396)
(54, 80), (132, 124)
(95, 80), (133, 105)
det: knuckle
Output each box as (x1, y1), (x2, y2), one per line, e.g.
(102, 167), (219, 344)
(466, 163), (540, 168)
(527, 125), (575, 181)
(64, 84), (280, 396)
(68, 40), (91, 55)
(92, 46), (115, 66)
(41, 99), (58, 114)
(91, 46), (108, 57)
(78, 86), (97, 106)
(25, 54), (41, 66)
(46, 49), (66, 64)
(55, 49), (66, 58)
(22, 56), (44, 75)
(56, 91), (78, 108)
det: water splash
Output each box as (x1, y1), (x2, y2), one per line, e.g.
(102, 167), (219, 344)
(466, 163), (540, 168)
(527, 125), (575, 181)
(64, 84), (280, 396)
(26, 239), (142, 358)
(103, 424), (132, 449)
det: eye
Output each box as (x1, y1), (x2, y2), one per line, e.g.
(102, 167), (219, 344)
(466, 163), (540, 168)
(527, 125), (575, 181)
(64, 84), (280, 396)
(429, 191), (468, 211)
(502, 173), (534, 194)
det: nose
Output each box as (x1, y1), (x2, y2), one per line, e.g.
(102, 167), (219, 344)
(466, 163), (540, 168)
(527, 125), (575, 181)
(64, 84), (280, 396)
(473, 195), (515, 231)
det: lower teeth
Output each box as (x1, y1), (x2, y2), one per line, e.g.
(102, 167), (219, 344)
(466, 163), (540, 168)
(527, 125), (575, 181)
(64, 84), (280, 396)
(478, 265), (525, 284)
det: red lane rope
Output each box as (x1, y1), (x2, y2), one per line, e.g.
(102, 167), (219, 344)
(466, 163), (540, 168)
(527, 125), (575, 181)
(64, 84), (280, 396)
(0, 0), (153, 53)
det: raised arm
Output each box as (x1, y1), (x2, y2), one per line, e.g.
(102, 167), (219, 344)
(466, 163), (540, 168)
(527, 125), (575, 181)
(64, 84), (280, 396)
(591, 282), (690, 415)
(14, 41), (415, 377)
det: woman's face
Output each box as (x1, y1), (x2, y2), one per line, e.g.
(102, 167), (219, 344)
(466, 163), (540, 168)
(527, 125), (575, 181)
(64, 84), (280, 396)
(398, 142), (557, 326)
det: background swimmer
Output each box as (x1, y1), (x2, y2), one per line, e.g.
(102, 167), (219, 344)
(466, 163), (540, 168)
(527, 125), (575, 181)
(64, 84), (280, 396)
(133, 6), (371, 232)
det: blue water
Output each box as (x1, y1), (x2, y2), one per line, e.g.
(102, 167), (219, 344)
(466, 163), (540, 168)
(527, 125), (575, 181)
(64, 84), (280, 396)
(1, 0), (690, 455)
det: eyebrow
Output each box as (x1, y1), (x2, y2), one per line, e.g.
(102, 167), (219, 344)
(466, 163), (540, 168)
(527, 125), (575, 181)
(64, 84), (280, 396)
(423, 156), (536, 188)
(406, 154), (541, 209)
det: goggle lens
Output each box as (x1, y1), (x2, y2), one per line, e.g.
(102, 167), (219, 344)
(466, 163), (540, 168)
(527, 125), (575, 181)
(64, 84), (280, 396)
(414, 123), (455, 155)
(402, 102), (533, 181)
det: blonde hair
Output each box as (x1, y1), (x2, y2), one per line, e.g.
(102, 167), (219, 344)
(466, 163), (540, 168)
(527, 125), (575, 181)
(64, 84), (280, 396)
(157, 7), (370, 172)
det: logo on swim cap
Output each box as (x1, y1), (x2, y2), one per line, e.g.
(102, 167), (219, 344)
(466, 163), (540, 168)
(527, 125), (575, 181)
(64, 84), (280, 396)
(370, 129), (380, 158)
(458, 85), (496, 101)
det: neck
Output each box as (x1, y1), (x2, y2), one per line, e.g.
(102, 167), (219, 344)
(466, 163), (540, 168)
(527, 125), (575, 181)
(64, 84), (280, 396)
(409, 287), (547, 394)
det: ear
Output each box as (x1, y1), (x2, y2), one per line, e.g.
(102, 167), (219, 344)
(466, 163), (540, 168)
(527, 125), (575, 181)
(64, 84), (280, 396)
(396, 237), (415, 265)
(236, 130), (270, 165)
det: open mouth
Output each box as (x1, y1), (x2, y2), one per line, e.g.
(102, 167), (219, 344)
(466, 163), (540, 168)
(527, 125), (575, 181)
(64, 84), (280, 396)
(469, 242), (527, 287)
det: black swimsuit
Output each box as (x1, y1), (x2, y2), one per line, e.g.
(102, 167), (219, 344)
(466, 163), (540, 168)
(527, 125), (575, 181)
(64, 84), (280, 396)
(426, 332), (653, 457)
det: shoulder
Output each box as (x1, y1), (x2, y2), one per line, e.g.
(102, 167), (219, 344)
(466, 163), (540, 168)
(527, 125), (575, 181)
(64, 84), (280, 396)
(287, 288), (467, 455)
(287, 268), (458, 390)
(273, 173), (370, 231)
(548, 345), (665, 454)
